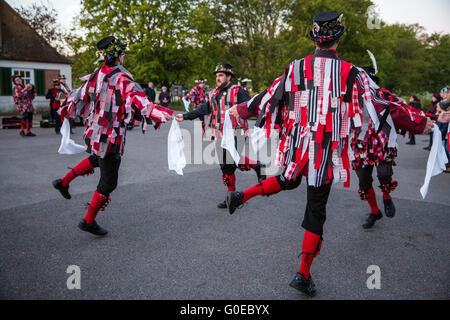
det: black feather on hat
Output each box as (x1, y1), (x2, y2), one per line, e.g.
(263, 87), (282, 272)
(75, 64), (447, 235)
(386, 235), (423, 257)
(308, 11), (346, 44)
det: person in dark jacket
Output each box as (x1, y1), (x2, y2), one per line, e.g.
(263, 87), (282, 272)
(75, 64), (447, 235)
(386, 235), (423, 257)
(145, 82), (156, 102)
(158, 86), (171, 108)
(406, 95), (422, 145)
(46, 79), (64, 134)
(424, 93), (442, 150)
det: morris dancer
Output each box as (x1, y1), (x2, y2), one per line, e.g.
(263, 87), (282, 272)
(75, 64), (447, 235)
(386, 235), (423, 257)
(12, 75), (36, 137)
(52, 36), (172, 236)
(176, 63), (265, 209)
(226, 11), (432, 296)
(183, 78), (208, 134)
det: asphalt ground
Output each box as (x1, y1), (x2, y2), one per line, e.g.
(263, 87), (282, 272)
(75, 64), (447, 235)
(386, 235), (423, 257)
(0, 120), (448, 300)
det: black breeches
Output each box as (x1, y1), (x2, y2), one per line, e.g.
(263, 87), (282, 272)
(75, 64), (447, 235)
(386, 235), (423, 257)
(88, 154), (122, 197)
(301, 182), (332, 236)
(275, 173), (331, 236)
(50, 108), (61, 130)
(355, 161), (393, 191)
(22, 111), (33, 123)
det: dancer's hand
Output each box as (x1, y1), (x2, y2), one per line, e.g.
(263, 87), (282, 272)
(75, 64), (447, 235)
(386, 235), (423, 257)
(437, 111), (450, 123)
(229, 105), (239, 120)
(422, 117), (434, 134)
(175, 114), (184, 122)
(163, 112), (173, 121)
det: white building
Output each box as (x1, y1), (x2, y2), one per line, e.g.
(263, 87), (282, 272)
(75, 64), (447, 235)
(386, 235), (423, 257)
(0, 0), (72, 114)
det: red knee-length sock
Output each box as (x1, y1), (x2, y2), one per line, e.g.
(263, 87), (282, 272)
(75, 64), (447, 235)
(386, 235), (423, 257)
(227, 173), (236, 191)
(61, 157), (93, 187)
(84, 190), (108, 224)
(299, 230), (321, 280)
(201, 121), (206, 134)
(242, 176), (281, 202)
(20, 121), (25, 132)
(26, 122), (31, 134)
(366, 187), (379, 214)
(382, 192), (391, 200)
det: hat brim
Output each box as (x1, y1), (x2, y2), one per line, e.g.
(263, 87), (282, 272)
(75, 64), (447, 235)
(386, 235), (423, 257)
(308, 26), (346, 43)
(213, 70), (234, 77)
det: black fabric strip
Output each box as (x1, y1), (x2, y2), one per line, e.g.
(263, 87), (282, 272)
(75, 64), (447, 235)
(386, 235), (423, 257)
(376, 104), (391, 136)
(289, 92), (295, 111)
(270, 65), (289, 112)
(255, 105), (267, 128)
(343, 67), (359, 103)
(299, 59), (306, 91)
(248, 89), (266, 114)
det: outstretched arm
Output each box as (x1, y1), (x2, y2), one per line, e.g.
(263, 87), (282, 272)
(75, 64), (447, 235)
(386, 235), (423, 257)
(175, 101), (211, 122)
(355, 72), (432, 134)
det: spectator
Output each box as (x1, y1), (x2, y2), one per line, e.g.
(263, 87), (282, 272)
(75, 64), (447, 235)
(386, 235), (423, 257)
(46, 79), (63, 134)
(159, 86), (171, 108)
(436, 88), (450, 172)
(145, 82), (156, 102)
(406, 95), (422, 145)
(424, 92), (442, 150)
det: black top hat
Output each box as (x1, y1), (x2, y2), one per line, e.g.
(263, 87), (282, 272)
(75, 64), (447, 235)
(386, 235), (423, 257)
(213, 62), (234, 77)
(97, 36), (116, 50)
(96, 36), (127, 58)
(58, 74), (66, 79)
(308, 11), (346, 44)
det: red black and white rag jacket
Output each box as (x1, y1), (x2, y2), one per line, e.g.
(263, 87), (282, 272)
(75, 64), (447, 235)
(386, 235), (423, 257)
(184, 85), (207, 109)
(59, 64), (169, 158)
(236, 49), (427, 188)
(13, 84), (36, 114)
(182, 83), (251, 138)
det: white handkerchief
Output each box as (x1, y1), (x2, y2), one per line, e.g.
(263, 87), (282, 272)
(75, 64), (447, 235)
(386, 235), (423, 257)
(221, 110), (240, 165)
(167, 119), (186, 175)
(420, 126), (448, 198)
(58, 118), (85, 154)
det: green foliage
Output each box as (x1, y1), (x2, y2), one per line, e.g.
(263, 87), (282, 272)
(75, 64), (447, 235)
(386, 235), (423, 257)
(67, 0), (449, 96)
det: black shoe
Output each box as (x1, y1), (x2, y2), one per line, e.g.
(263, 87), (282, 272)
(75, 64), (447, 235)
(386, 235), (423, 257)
(423, 146), (431, 151)
(383, 198), (396, 218)
(26, 132), (36, 136)
(405, 141), (415, 145)
(20, 131), (25, 137)
(52, 179), (71, 199)
(253, 161), (266, 183)
(78, 220), (108, 236)
(289, 273), (317, 297)
(362, 210), (383, 229)
(217, 200), (227, 209)
(226, 191), (243, 215)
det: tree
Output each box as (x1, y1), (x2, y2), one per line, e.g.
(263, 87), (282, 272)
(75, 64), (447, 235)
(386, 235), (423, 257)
(15, 1), (68, 55)
(67, 0), (449, 96)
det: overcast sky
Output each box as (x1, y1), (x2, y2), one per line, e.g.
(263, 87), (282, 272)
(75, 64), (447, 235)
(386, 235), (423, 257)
(6, 0), (450, 35)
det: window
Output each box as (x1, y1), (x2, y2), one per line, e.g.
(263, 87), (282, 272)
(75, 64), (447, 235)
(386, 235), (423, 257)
(11, 68), (34, 85)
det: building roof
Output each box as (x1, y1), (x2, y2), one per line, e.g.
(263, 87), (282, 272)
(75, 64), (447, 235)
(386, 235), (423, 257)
(0, 0), (72, 64)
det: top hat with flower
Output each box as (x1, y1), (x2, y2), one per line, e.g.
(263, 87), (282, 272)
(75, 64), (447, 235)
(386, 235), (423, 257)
(95, 36), (128, 64)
